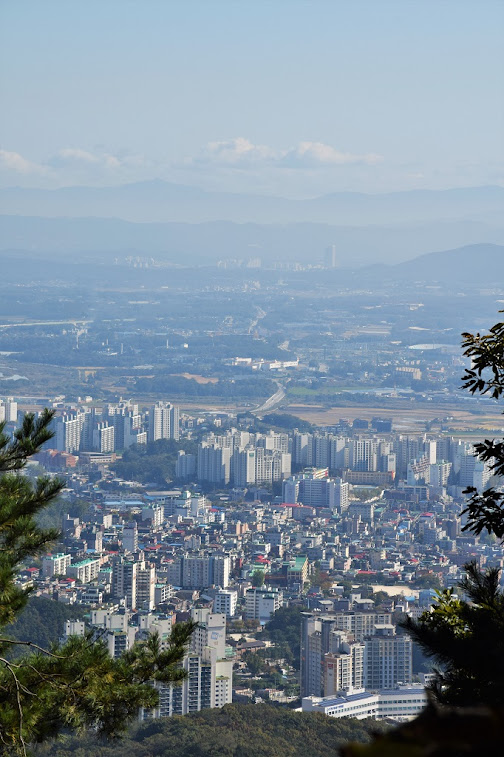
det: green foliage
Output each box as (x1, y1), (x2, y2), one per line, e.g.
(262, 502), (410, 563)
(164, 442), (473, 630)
(413, 574), (442, 591)
(459, 315), (504, 537)
(0, 627), (195, 751)
(35, 499), (90, 532)
(262, 606), (305, 668)
(260, 413), (313, 433)
(310, 564), (333, 594)
(111, 438), (198, 486)
(0, 410), (195, 754)
(343, 314), (504, 756)
(0, 411), (63, 629)
(242, 651), (266, 677)
(251, 570), (265, 588)
(5, 598), (88, 652)
(135, 375), (276, 399)
(33, 703), (386, 757)
(402, 562), (504, 707)
(341, 703), (504, 757)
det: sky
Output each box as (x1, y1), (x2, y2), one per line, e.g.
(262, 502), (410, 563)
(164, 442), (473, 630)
(0, 0), (503, 196)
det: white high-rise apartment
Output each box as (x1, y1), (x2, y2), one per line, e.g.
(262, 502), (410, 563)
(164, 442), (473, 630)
(136, 563), (156, 611)
(5, 398), (18, 423)
(92, 422), (115, 453)
(197, 443), (231, 484)
(212, 554), (230, 589)
(323, 635), (365, 696)
(112, 559), (138, 609)
(191, 609), (227, 659)
(349, 439), (378, 472)
(214, 589), (237, 618)
(55, 412), (86, 453)
(245, 586), (283, 622)
(140, 609), (233, 720)
(122, 521), (138, 553)
(282, 472), (349, 512)
(148, 401), (180, 442)
(364, 625), (412, 691)
(231, 447), (256, 486)
(42, 552), (72, 577)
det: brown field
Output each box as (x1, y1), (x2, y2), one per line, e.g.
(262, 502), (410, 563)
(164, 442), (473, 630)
(286, 403), (504, 435)
(176, 400), (247, 413)
(174, 373), (219, 384)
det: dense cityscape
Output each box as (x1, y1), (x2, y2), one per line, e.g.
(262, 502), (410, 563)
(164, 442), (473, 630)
(2, 2), (503, 754)
(3, 274), (503, 726)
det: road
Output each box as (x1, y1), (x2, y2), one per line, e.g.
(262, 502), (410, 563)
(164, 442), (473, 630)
(252, 381), (286, 415)
(0, 319), (92, 329)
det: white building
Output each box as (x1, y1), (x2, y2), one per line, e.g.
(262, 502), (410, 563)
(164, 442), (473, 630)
(61, 620), (86, 642)
(364, 625), (413, 690)
(197, 443), (231, 485)
(92, 422), (115, 453)
(136, 563), (156, 611)
(112, 559), (138, 609)
(3, 397), (18, 423)
(322, 634), (365, 696)
(302, 686), (427, 722)
(282, 471), (349, 512)
(191, 609), (227, 659)
(214, 589), (238, 618)
(178, 554), (230, 590)
(122, 521), (138, 553)
(175, 450), (197, 479)
(55, 412), (85, 453)
(245, 586), (283, 623)
(148, 401), (180, 442)
(42, 552), (72, 577)
(212, 554), (230, 589)
(140, 610), (233, 720)
(141, 505), (164, 528)
(67, 557), (101, 584)
(232, 448), (257, 487)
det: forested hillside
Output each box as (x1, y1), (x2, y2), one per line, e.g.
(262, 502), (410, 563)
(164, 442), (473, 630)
(5, 598), (88, 652)
(34, 703), (386, 757)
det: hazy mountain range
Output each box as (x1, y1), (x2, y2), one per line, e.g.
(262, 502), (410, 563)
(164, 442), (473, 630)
(358, 243), (504, 286)
(1, 182), (502, 268)
(1, 214), (504, 267)
(1, 182), (503, 226)
(1, 235), (503, 291)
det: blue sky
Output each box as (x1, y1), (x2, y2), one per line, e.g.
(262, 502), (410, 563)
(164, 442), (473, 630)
(1, 0), (503, 195)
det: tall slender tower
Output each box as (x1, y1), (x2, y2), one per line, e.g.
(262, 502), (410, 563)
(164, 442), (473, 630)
(324, 245), (338, 268)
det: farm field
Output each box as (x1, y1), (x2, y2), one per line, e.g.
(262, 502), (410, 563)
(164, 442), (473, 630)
(286, 403), (504, 435)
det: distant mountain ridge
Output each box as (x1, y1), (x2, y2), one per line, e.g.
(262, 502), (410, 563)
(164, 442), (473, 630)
(0, 234), (502, 288)
(1, 182), (502, 225)
(390, 242), (504, 282)
(1, 214), (504, 267)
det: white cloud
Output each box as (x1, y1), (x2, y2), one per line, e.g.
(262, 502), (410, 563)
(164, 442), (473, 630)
(50, 148), (124, 169)
(0, 149), (46, 174)
(0, 146), (153, 188)
(281, 141), (384, 167)
(184, 137), (275, 167)
(57, 148), (100, 163)
(181, 138), (383, 171)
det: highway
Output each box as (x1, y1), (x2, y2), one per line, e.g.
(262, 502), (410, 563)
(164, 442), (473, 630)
(252, 381), (286, 415)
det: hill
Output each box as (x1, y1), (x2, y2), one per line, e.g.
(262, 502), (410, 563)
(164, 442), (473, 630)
(1, 182), (502, 225)
(33, 703), (386, 757)
(1, 214), (503, 267)
(390, 242), (504, 283)
(5, 597), (88, 652)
